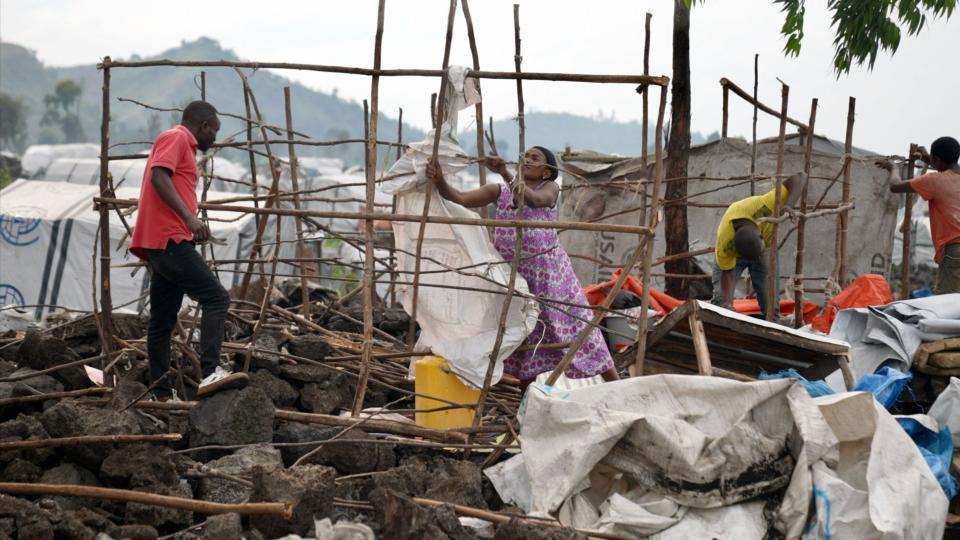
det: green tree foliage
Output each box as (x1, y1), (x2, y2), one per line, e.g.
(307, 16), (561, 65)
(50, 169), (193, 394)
(40, 78), (86, 142)
(0, 93), (28, 152)
(774, 0), (957, 72)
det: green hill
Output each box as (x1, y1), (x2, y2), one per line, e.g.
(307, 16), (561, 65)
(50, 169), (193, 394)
(2, 38), (717, 165)
(1, 38), (418, 164)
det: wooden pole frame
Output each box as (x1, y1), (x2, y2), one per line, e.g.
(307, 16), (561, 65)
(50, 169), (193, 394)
(793, 98), (818, 328)
(93, 6), (674, 444)
(767, 83), (789, 322)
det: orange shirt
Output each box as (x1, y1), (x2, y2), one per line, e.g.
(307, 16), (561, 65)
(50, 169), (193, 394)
(130, 125), (199, 259)
(911, 170), (960, 262)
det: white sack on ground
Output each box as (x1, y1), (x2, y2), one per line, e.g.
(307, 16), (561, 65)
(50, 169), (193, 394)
(825, 294), (960, 391)
(928, 377), (960, 447)
(380, 67), (538, 388)
(486, 375), (947, 539)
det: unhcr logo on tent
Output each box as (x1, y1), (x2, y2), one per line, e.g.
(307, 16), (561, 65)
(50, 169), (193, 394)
(0, 284), (25, 307)
(0, 206), (46, 246)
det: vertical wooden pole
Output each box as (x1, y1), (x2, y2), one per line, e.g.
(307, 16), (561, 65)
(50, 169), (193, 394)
(749, 54), (759, 195)
(387, 107), (403, 307)
(900, 143), (917, 299)
(200, 71), (206, 101)
(466, 5), (527, 461)
(461, 0), (489, 219)
(283, 87), (312, 319)
(688, 305), (712, 376)
(721, 85), (729, 139)
(352, 0), (387, 416)
(97, 57), (114, 381)
(630, 84), (668, 376)
(837, 97), (855, 287)
(641, 12), (652, 165)
(468, 2), (526, 452)
(793, 98), (818, 328)
(405, 0), (458, 355)
(237, 86), (263, 299)
(233, 72), (285, 372)
(767, 83), (788, 322)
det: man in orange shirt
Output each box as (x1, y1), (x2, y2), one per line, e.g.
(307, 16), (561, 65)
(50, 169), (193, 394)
(880, 136), (960, 294)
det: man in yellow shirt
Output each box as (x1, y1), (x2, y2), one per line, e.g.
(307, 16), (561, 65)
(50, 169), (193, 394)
(712, 173), (807, 320)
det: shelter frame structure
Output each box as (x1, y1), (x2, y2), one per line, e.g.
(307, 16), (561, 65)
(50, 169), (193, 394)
(91, 1), (671, 437)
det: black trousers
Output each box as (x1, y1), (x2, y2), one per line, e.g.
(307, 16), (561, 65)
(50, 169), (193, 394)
(144, 240), (229, 394)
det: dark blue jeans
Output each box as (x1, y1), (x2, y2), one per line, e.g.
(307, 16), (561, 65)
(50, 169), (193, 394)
(711, 258), (773, 320)
(144, 240), (229, 394)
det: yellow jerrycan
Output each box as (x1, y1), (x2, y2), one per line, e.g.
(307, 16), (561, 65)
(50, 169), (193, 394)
(414, 355), (480, 430)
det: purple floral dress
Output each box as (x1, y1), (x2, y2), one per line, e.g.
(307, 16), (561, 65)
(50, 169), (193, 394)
(494, 182), (614, 381)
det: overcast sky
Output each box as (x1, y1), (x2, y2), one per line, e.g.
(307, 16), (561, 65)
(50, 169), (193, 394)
(2, 0), (957, 155)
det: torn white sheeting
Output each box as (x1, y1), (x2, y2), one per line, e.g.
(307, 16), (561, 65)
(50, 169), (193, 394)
(825, 294), (960, 391)
(928, 376), (960, 447)
(380, 70), (538, 388)
(486, 376), (946, 539)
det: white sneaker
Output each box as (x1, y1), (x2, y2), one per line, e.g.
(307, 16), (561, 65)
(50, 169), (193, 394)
(197, 366), (249, 398)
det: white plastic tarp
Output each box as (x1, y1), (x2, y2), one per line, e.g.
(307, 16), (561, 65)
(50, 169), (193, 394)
(0, 179), (256, 317)
(929, 377), (960, 447)
(825, 294), (960, 390)
(380, 66), (538, 388)
(486, 376), (946, 539)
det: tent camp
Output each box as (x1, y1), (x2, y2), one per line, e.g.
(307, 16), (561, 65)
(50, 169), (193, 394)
(20, 144), (101, 177)
(35, 156), (248, 193)
(558, 135), (899, 301)
(0, 179), (267, 318)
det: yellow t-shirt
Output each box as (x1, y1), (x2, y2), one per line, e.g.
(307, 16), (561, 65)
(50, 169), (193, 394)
(714, 186), (789, 270)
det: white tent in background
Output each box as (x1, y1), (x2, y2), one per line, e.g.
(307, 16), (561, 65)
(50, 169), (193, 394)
(0, 179), (260, 318)
(35, 156), (248, 193)
(21, 144), (101, 177)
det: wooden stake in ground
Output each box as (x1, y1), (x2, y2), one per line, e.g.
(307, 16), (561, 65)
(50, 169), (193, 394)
(284, 86), (313, 320)
(837, 97), (856, 287)
(766, 83), (789, 322)
(901, 143), (918, 299)
(467, 2), (527, 457)
(630, 85), (669, 376)
(97, 56), (114, 383)
(641, 12), (652, 165)
(353, 0), (387, 417)
(405, 0), (459, 356)
(793, 99), (818, 328)
(461, 0), (489, 219)
(751, 54), (758, 195)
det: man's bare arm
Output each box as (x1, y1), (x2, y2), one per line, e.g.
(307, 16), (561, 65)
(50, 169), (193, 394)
(720, 268), (737, 307)
(875, 160), (915, 194)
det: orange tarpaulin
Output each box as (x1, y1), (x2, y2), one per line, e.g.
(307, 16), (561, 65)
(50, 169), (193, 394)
(584, 269), (819, 324)
(811, 274), (892, 333)
(733, 298), (819, 324)
(583, 270), (683, 314)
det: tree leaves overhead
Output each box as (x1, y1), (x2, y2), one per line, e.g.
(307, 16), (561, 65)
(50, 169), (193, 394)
(774, 0), (956, 74)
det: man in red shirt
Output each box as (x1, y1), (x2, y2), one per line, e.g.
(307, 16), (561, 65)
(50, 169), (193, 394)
(880, 136), (960, 294)
(131, 101), (247, 399)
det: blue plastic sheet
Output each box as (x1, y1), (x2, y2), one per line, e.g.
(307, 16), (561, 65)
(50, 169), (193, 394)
(853, 366), (912, 410)
(759, 369), (835, 398)
(896, 416), (958, 499)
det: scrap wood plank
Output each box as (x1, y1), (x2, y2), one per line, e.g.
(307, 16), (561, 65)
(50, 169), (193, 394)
(645, 300), (850, 382)
(687, 303), (713, 376)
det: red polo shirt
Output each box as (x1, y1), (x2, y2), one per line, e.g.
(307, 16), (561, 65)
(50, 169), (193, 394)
(130, 125), (199, 259)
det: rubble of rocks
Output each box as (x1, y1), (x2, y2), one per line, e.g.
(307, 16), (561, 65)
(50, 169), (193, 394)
(0, 285), (549, 540)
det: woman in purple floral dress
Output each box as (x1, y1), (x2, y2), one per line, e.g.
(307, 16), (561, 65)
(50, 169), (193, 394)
(426, 147), (618, 383)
